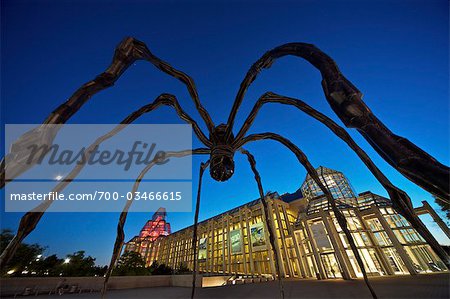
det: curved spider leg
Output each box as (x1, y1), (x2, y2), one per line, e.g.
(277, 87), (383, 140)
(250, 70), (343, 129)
(233, 91), (450, 267)
(102, 149), (210, 296)
(191, 160), (210, 299)
(225, 43), (449, 199)
(0, 93), (211, 267)
(236, 133), (378, 299)
(2, 93), (212, 188)
(240, 148), (285, 299)
(2, 36), (215, 184)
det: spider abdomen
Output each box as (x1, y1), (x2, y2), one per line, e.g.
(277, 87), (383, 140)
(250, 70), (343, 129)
(209, 124), (235, 182)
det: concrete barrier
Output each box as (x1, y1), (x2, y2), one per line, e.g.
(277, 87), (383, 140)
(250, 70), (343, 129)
(0, 275), (202, 297)
(108, 275), (170, 290)
(0, 276), (104, 297)
(171, 274), (202, 287)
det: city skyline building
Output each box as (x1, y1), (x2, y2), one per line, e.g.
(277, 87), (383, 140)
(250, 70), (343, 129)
(124, 208), (171, 255)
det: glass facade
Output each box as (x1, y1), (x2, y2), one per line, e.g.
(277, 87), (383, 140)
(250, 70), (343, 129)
(301, 166), (358, 214)
(124, 167), (449, 280)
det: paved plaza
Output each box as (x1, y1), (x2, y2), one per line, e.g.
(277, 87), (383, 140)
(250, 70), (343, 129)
(21, 273), (449, 299)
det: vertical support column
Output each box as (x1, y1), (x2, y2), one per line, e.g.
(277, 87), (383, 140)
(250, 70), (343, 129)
(160, 239), (164, 264)
(267, 200), (287, 277)
(211, 221), (216, 274)
(282, 205), (306, 278)
(187, 230), (193, 270)
(150, 241), (155, 265)
(207, 221), (212, 274)
(178, 239), (182, 267)
(183, 238), (187, 266)
(245, 208), (255, 275)
(203, 225), (208, 274)
(194, 228), (200, 273)
(177, 237), (183, 268)
(172, 239), (178, 269)
(304, 219), (326, 279)
(209, 221), (213, 274)
(274, 202), (294, 277)
(226, 216), (232, 275)
(144, 241), (151, 267)
(239, 208), (249, 274)
(166, 240), (172, 268)
(320, 212), (354, 279)
(260, 200), (277, 277)
(374, 209), (417, 275)
(294, 229), (310, 277)
(196, 230), (201, 273)
(420, 201), (450, 240)
(221, 217), (226, 274)
(356, 211), (394, 276)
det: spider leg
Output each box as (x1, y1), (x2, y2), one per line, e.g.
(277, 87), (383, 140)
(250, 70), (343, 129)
(191, 160), (210, 299)
(240, 148), (285, 299)
(2, 35), (216, 185)
(225, 43), (448, 200)
(233, 92), (450, 268)
(0, 93), (211, 267)
(47, 37), (214, 131)
(236, 133), (378, 299)
(101, 149), (210, 296)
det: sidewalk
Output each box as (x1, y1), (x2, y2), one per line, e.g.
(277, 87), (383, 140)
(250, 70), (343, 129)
(11, 273), (450, 299)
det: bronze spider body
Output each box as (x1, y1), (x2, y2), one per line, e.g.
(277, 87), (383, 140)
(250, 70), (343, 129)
(209, 124), (235, 182)
(1, 37), (449, 299)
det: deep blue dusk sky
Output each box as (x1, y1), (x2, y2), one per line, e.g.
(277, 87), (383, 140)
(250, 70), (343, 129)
(1, 0), (449, 265)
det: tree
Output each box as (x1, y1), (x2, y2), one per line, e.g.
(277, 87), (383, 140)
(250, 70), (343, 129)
(113, 251), (149, 276)
(149, 261), (173, 275)
(30, 254), (63, 276)
(433, 194), (450, 221)
(175, 262), (191, 274)
(1, 230), (105, 277)
(60, 251), (97, 277)
(93, 265), (107, 277)
(148, 260), (159, 274)
(1, 229), (45, 276)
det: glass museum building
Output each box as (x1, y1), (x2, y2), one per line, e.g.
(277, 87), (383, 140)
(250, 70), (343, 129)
(124, 166), (449, 280)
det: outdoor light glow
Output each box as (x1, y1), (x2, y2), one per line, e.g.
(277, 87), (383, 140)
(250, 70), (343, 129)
(7, 269), (15, 275)
(64, 258), (71, 264)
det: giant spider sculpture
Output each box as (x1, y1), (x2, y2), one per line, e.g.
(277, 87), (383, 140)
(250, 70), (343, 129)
(1, 37), (449, 299)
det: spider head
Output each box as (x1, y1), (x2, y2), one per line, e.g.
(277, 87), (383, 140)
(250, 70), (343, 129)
(210, 124), (235, 182)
